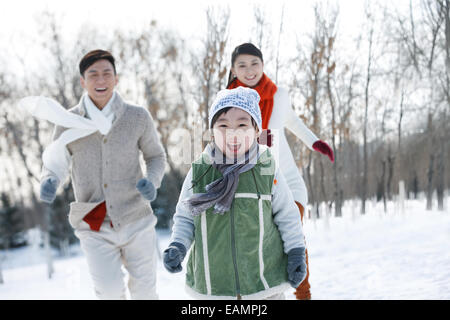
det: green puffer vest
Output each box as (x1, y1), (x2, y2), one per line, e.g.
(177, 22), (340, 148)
(185, 148), (289, 299)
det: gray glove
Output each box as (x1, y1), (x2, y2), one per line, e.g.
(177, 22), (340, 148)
(136, 178), (157, 201)
(40, 177), (59, 204)
(163, 242), (187, 273)
(287, 247), (307, 288)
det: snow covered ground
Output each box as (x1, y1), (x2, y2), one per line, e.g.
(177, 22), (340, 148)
(0, 197), (449, 300)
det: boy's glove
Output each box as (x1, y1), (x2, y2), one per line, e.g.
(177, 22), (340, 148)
(312, 140), (334, 163)
(287, 247), (307, 288)
(163, 242), (187, 273)
(136, 178), (157, 201)
(40, 177), (59, 204)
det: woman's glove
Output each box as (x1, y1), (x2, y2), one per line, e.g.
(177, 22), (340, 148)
(163, 242), (187, 273)
(312, 140), (334, 162)
(136, 178), (157, 201)
(287, 247), (307, 288)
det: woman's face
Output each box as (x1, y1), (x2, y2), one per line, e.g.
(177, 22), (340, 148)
(212, 107), (258, 158)
(231, 54), (264, 88)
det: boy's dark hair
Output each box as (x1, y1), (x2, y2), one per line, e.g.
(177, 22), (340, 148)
(79, 49), (116, 77)
(210, 107), (257, 130)
(226, 43), (264, 88)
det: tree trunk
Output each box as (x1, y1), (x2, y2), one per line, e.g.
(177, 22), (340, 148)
(305, 152), (318, 219)
(426, 154), (434, 211)
(362, 25), (374, 215)
(386, 152), (395, 201)
(436, 134), (445, 211)
(275, 5), (285, 84)
(0, 241), (6, 285)
(318, 157), (326, 203)
(332, 157), (342, 217)
(426, 113), (434, 211)
(326, 42), (342, 217)
(0, 262), (3, 284)
(43, 228), (54, 279)
(438, 0), (450, 211)
(378, 159), (387, 213)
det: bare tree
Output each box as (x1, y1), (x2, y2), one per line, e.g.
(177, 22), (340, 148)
(2, 11), (102, 277)
(0, 63), (11, 284)
(435, 0), (449, 210)
(361, 3), (377, 214)
(191, 6), (230, 148)
(253, 5), (268, 51)
(302, 17), (326, 217)
(321, 7), (342, 216)
(274, 5), (285, 84)
(290, 3), (334, 218)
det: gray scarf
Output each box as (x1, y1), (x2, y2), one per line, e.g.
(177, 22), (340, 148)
(184, 141), (260, 216)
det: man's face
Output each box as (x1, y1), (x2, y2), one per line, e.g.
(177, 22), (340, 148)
(80, 59), (118, 109)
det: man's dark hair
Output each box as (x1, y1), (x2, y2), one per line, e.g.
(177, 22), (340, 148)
(79, 49), (116, 77)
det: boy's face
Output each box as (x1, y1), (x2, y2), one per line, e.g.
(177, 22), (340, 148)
(80, 59), (118, 109)
(212, 107), (258, 158)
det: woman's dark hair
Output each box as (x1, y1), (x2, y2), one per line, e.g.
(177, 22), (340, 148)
(79, 49), (116, 77)
(210, 107), (257, 130)
(226, 43), (264, 88)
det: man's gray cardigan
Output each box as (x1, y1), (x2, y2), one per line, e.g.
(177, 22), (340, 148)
(41, 93), (167, 230)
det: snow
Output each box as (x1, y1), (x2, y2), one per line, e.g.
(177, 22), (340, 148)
(0, 197), (449, 300)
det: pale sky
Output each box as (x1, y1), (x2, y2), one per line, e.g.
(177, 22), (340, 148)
(0, 0), (377, 81)
(1, 0), (369, 44)
(0, 0), (412, 87)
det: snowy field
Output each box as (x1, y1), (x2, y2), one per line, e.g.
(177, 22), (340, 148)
(0, 197), (449, 300)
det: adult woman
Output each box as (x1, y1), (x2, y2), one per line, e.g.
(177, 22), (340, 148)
(226, 43), (334, 300)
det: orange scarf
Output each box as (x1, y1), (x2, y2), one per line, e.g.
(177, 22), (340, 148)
(227, 73), (277, 130)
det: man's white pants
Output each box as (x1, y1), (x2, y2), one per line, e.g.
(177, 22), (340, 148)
(75, 215), (158, 300)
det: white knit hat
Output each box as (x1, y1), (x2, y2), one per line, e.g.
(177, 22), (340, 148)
(208, 87), (262, 132)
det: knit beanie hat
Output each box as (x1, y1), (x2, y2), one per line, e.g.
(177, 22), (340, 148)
(208, 87), (262, 132)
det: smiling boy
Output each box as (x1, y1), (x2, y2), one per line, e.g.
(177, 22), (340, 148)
(163, 87), (307, 300)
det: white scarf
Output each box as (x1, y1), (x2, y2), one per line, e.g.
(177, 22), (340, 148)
(20, 92), (116, 182)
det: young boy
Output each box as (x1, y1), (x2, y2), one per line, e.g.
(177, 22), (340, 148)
(163, 87), (306, 299)
(37, 50), (166, 299)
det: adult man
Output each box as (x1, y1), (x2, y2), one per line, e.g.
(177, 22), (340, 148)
(39, 49), (166, 299)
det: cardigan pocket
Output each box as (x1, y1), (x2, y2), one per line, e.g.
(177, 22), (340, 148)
(68, 201), (105, 229)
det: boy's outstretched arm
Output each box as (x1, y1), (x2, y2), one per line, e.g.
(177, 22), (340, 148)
(164, 169), (196, 273)
(170, 168), (196, 250)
